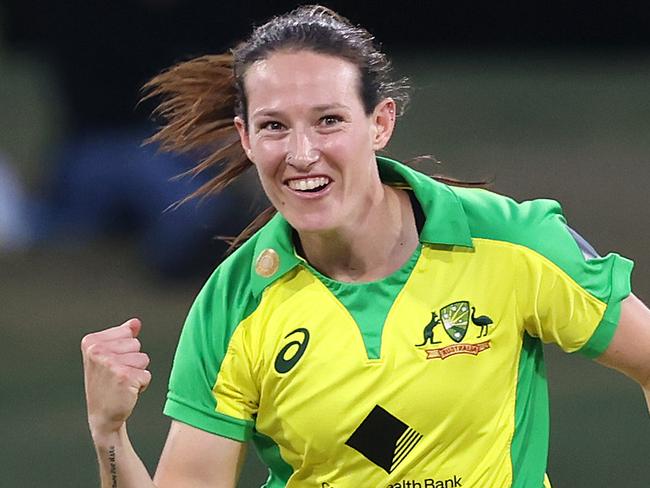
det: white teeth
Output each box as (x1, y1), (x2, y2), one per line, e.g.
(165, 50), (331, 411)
(288, 177), (331, 191)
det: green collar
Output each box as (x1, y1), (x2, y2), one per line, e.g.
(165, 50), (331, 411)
(249, 156), (474, 297)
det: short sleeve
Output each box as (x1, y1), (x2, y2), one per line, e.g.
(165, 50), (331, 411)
(515, 204), (634, 357)
(163, 267), (261, 442)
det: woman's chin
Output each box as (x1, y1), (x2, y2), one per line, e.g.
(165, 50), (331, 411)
(285, 213), (338, 236)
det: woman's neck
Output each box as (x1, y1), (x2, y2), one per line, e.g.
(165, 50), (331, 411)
(296, 186), (419, 283)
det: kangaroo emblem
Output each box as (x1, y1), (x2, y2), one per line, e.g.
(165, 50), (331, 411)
(415, 312), (442, 346)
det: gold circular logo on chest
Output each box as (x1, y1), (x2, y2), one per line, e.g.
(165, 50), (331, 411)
(255, 248), (280, 278)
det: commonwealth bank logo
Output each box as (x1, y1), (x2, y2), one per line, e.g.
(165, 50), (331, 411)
(415, 300), (493, 360)
(345, 405), (423, 473)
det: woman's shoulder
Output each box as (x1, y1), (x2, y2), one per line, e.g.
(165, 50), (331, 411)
(444, 184), (584, 269)
(195, 212), (295, 313)
(202, 231), (262, 297)
(385, 158), (568, 247)
(188, 230), (266, 326)
(449, 185), (567, 242)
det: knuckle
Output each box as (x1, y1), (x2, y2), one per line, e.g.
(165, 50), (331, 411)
(113, 366), (131, 383)
(141, 370), (152, 386)
(142, 354), (151, 367)
(85, 343), (104, 359)
(97, 354), (116, 370)
(80, 334), (95, 351)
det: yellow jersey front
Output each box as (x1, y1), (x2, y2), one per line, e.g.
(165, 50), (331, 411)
(164, 157), (633, 487)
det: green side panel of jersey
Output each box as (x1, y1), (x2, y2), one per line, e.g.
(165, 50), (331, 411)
(252, 430), (294, 488)
(302, 245), (422, 360)
(450, 186), (633, 357)
(511, 332), (549, 487)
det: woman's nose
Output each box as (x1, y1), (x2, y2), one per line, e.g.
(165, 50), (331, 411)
(286, 130), (319, 169)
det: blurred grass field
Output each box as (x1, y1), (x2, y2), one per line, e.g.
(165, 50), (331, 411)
(1, 52), (649, 487)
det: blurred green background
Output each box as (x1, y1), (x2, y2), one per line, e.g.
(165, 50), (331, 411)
(1, 2), (649, 485)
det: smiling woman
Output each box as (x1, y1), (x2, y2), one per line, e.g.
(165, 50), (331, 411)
(234, 50), (407, 270)
(142, 5), (410, 254)
(81, 4), (650, 488)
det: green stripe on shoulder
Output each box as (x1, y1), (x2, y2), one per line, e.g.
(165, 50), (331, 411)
(165, 232), (264, 439)
(190, 234), (264, 352)
(451, 187), (569, 259)
(451, 186), (633, 306)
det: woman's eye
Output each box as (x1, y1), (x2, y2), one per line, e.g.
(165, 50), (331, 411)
(261, 121), (284, 131)
(320, 115), (342, 126)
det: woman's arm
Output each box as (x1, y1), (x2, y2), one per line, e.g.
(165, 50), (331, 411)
(89, 421), (245, 488)
(92, 424), (158, 488)
(596, 294), (650, 413)
(154, 421), (246, 487)
(82, 319), (245, 487)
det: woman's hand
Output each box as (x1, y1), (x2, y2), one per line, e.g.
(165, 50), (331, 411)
(81, 318), (152, 440)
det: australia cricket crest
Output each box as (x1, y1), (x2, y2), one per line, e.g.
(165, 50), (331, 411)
(415, 300), (493, 360)
(440, 301), (470, 343)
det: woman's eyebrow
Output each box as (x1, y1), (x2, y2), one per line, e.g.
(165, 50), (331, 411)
(252, 104), (351, 119)
(311, 103), (349, 112)
(251, 108), (284, 118)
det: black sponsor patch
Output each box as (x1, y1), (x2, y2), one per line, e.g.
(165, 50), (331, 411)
(346, 405), (422, 473)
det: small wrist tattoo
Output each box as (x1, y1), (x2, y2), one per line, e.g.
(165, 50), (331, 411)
(108, 446), (118, 488)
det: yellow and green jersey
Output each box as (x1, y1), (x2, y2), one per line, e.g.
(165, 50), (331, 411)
(164, 157), (633, 488)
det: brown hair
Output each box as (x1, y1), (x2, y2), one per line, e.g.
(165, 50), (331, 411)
(142, 5), (481, 250)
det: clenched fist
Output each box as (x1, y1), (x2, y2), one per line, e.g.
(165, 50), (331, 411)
(81, 318), (152, 440)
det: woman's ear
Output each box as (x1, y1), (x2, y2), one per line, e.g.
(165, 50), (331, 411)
(234, 116), (254, 162)
(371, 98), (396, 151)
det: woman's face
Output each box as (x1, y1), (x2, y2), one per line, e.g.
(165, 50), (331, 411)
(235, 50), (395, 235)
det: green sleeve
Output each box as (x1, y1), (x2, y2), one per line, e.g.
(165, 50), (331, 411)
(164, 246), (261, 441)
(455, 188), (634, 356)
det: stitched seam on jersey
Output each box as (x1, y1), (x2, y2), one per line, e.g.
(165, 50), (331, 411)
(249, 280), (287, 379)
(231, 277), (293, 386)
(472, 237), (608, 308)
(207, 288), (264, 406)
(511, 244), (549, 488)
(212, 320), (260, 421)
(507, 331), (521, 487)
(510, 333), (549, 487)
(209, 283), (279, 429)
(509, 242), (521, 485)
(210, 279), (284, 425)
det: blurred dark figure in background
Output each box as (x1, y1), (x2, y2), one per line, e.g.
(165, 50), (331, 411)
(39, 130), (258, 278)
(1, 0), (261, 278)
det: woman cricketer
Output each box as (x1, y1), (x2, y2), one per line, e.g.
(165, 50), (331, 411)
(81, 5), (650, 487)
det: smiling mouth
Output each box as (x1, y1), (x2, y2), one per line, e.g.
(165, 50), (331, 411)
(286, 176), (332, 193)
